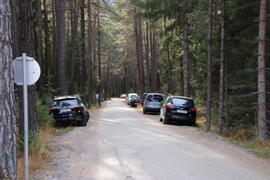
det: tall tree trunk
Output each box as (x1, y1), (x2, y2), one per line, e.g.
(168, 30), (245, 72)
(80, 0), (86, 99)
(70, 0), (79, 93)
(145, 22), (150, 91)
(257, 0), (268, 140)
(34, 0), (44, 92)
(164, 18), (174, 94)
(150, 29), (157, 91)
(55, 0), (67, 95)
(205, 0), (213, 133)
(97, 0), (102, 102)
(52, 0), (58, 89)
(0, 1), (17, 179)
(43, 0), (50, 77)
(218, 0), (225, 134)
(183, 15), (190, 97)
(134, 10), (145, 95)
(17, 0), (38, 135)
(86, 0), (93, 104)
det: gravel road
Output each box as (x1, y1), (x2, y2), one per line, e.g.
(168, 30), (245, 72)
(33, 98), (270, 180)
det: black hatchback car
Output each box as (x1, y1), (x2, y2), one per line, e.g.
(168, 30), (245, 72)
(160, 96), (196, 125)
(49, 95), (89, 126)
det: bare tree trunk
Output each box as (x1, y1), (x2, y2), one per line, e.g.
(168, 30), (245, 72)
(17, 0), (38, 134)
(52, 0), (58, 89)
(70, 0), (79, 93)
(97, 0), (102, 102)
(134, 10), (145, 95)
(218, 0), (225, 134)
(86, 0), (93, 104)
(34, 0), (44, 92)
(163, 18), (174, 94)
(257, 0), (268, 140)
(183, 17), (190, 97)
(0, 1), (17, 178)
(43, 0), (50, 76)
(80, 0), (86, 99)
(145, 22), (150, 91)
(150, 29), (157, 91)
(205, 0), (213, 133)
(55, 0), (67, 95)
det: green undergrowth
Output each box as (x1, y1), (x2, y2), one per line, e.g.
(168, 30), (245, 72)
(224, 130), (270, 159)
(195, 105), (270, 159)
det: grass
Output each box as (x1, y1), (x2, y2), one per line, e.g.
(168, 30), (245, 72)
(224, 129), (270, 159)
(17, 125), (73, 180)
(196, 106), (270, 159)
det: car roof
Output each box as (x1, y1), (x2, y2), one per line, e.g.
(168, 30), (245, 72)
(54, 95), (79, 101)
(170, 96), (193, 100)
(146, 93), (165, 96)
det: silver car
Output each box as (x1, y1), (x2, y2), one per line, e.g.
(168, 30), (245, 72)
(143, 93), (166, 114)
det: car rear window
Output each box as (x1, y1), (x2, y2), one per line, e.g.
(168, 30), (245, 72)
(53, 99), (78, 108)
(171, 98), (194, 107)
(146, 94), (164, 102)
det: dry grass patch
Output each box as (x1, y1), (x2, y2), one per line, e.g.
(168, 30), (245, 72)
(224, 129), (270, 159)
(17, 125), (73, 179)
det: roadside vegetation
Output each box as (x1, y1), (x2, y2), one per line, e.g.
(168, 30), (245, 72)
(0, 0), (269, 179)
(16, 96), (74, 179)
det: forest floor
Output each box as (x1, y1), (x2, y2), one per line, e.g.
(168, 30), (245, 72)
(33, 98), (270, 180)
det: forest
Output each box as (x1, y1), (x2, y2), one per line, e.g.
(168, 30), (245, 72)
(0, 0), (269, 179)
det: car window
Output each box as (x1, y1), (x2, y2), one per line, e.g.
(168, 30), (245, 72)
(171, 98), (194, 107)
(153, 95), (164, 102)
(146, 95), (153, 101)
(53, 99), (78, 108)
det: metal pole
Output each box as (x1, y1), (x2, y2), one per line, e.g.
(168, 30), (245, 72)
(23, 53), (29, 180)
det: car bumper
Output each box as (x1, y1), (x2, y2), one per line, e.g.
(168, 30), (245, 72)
(54, 115), (83, 122)
(144, 107), (161, 112)
(165, 113), (196, 121)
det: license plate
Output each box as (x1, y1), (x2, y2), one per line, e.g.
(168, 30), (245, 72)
(61, 109), (71, 113)
(177, 110), (187, 114)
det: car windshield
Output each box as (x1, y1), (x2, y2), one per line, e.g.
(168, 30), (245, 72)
(53, 99), (78, 108)
(131, 95), (139, 99)
(147, 94), (164, 102)
(171, 98), (194, 107)
(128, 94), (138, 98)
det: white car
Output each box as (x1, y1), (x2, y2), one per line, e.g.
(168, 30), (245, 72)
(127, 93), (138, 105)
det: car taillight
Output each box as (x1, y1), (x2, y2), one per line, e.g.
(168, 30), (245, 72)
(49, 108), (58, 112)
(166, 104), (175, 109)
(191, 107), (196, 111)
(72, 106), (83, 111)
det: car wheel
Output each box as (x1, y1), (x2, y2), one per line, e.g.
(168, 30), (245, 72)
(190, 120), (196, 126)
(143, 109), (147, 114)
(79, 120), (87, 126)
(163, 117), (169, 124)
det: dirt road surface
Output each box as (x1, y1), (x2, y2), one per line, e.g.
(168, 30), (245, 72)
(34, 98), (270, 180)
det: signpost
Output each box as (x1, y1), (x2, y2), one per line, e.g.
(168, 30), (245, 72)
(12, 53), (41, 180)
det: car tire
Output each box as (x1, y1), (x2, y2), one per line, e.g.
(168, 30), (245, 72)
(79, 120), (87, 126)
(163, 117), (169, 124)
(190, 120), (196, 126)
(143, 109), (147, 114)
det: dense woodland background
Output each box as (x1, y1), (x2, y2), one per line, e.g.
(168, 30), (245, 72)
(0, 0), (269, 179)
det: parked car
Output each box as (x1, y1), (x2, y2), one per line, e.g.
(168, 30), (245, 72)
(49, 95), (89, 126)
(143, 93), (166, 114)
(140, 93), (148, 105)
(120, 94), (127, 98)
(160, 96), (196, 126)
(127, 93), (139, 105)
(130, 95), (140, 107)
